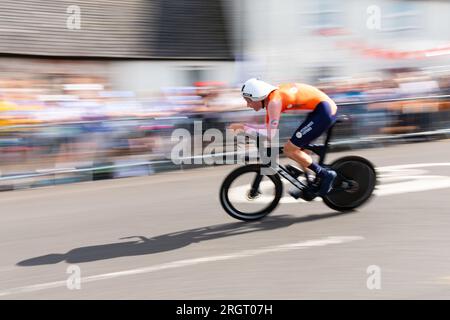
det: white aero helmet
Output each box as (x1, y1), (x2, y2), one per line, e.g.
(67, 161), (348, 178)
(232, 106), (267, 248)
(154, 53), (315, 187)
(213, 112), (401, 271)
(241, 78), (278, 101)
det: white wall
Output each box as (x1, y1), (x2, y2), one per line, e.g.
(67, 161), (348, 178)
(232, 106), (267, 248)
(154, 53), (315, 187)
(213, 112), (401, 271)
(236, 0), (450, 83)
(108, 60), (236, 95)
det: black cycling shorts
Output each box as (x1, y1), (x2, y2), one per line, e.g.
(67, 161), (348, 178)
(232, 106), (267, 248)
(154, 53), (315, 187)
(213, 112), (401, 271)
(289, 101), (337, 148)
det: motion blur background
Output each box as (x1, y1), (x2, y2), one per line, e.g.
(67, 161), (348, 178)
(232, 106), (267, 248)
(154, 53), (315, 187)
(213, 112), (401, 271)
(0, 0), (449, 189)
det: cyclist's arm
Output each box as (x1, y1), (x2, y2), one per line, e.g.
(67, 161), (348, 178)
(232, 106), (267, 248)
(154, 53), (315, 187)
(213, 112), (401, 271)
(244, 98), (282, 140)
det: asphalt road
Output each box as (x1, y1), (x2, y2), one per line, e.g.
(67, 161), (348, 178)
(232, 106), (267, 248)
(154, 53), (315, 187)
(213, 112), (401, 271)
(0, 140), (450, 299)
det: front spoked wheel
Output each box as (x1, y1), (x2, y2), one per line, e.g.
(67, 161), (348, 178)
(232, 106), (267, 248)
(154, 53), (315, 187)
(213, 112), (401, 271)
(323, 156), (376, 212)
(220, 164), (283, 221)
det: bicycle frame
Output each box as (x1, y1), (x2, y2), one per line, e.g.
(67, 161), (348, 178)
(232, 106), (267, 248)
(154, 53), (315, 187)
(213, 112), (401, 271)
(249, 118), (341, 194)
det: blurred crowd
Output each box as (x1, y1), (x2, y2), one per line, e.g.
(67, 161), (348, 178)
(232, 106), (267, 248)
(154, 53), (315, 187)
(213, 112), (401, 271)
(1, 67), (450, 177)
(0, 76), (250, 175)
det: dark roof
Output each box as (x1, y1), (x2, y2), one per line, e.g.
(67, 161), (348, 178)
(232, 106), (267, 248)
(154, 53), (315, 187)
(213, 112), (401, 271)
(0, 0), (233, 60)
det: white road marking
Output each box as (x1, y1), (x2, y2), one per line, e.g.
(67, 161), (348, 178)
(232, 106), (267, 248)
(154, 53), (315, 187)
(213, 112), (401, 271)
(0, 236), (363, 297)
(375, 175), (450, 196)
(378, 163), (450, 170)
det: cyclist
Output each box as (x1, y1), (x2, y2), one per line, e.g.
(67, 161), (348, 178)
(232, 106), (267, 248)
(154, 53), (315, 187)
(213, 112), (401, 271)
(229, 78), (338, 199)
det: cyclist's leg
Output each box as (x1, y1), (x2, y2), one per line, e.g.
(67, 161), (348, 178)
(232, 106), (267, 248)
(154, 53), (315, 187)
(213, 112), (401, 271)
(284, 101), (337, 196)
(283, 111), (316, 168)
(284, 101), (336, 164)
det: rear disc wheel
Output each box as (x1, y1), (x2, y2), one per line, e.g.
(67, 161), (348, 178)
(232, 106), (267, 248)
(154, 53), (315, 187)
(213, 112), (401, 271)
(323, 156), (376, 212)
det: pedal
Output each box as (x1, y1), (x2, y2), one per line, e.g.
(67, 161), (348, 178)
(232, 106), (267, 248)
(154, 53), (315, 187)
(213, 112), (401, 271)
(288, 186), (317, 201)
(301, 189), (317, 201)
(288, 188), (303, 199)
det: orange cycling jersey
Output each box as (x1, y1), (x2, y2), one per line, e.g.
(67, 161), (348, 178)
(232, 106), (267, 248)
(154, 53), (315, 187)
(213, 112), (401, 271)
(265, 83), (337, 125)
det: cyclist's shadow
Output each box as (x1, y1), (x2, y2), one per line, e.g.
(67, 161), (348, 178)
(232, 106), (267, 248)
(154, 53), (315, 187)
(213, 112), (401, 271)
(17, 212), (351, 267)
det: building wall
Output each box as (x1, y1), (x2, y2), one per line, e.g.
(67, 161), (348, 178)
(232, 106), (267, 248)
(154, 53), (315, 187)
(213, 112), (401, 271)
(234, 0), (450, 83)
